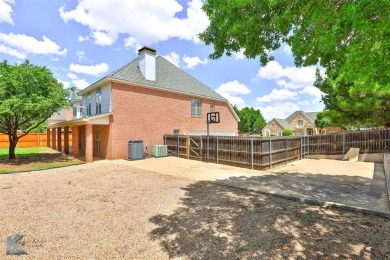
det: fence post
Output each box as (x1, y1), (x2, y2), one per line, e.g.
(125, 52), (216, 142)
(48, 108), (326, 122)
(216, 137), (219, 164)
(269, 137), (272, 169)
(342, 132), (346, 155)
(300, 137), (303, 159)
(186, 136), (189, 159)
(307, 136), (310, 157)
(200, 136), (203, 161)
(285, 138), (288, 164)
(250, 138), (254, 170)
(177, 135), (179, 157)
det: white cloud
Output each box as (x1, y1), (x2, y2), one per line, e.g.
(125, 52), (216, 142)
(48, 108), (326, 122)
(299, 86), (324, 103)
(162, 52), (180, 67)
(215, 80), (251, 108)
(283, 44), (292, 54)
(58, 0), (209, 46)
(257, 102), (300, 121)
(182, 55), (208, 69)
(297, 100), (311, 106)
(256, 89), (298, 103)
(71, 78), (89, 89)
(276, 79), (305, 90)
(233, 48), (245, 60)
(91, 31), (117, 46)
(58, 80), (70, 88)
(215, 80), (251, 96)
(257, 60), (318, 84)
(69, 63), (109, 76)
(124, 36), (142, 52)
(78, 35), (89, 42)
(0, 33), (67, 58)
(76, 51), (86, 62)
(0, 44), (26, 59)
(67, 73), (79, 80)
(0, 0), (14, 25)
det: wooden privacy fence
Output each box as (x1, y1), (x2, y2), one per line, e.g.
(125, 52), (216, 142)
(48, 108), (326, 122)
(308, 128), (390, 154)
(0, 133), (72, 149)
(164, 128), (390, 170)
(164, 135), (308, 170)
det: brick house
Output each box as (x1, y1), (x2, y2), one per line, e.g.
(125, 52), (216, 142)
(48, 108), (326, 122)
(46, 47), (239, 162)
(261, 111), (342, 136)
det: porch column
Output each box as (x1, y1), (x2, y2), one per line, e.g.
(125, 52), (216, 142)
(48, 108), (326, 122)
(72, 125), (79, 158)
(47, 128), (51, 147)
(51, 128), (56, 149)
(57, 127), (62, 152)
(64, 126), (69, 154)
(85, 124), (93, 163)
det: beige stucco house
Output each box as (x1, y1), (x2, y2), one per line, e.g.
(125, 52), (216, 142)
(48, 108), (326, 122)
(261, 111), (342, 136)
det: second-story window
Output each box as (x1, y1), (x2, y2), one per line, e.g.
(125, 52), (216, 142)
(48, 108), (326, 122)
(191, 99), (202, 116)
(87, 95), (92, 116)
(210, 102), (215, 112)
(73, 106), (77, 118)
(297, 120), (304, 128)
(96, 89), (102, 114)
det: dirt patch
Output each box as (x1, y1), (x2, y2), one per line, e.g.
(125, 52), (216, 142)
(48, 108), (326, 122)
(0, 152), (80, 173)
(0, 161), (390, 258)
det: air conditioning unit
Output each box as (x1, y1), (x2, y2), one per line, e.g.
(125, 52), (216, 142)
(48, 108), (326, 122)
(150, 145), (167, 158)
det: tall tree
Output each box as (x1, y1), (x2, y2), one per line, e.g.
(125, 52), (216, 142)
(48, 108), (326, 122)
(234, 107), (266, 133)
(0, 60), (69, 159)
(200, 0), (390, 87)
(314, 69), (390, 128)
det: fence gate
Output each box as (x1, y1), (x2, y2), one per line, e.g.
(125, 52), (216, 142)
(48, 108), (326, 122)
(189, 136), (202, 161)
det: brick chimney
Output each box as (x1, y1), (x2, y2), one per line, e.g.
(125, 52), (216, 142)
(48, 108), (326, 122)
(138, 46), (156, 81)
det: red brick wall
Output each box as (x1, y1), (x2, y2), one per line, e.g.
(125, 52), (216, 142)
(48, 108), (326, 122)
(93, 125), (111, 159)
(109, 82), (238, 159)
(72, 126), (79, 158)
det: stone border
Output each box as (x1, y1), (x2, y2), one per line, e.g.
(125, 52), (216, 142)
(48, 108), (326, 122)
(384, 153), (390, 210)
(215, 181), (390, 219)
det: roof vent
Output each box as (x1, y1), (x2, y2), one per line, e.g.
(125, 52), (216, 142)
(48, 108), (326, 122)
(138, 46), (156, 81)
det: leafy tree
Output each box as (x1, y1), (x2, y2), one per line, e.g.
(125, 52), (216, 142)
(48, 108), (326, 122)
(0, 60), (69, 159)
(234, 106), (266, 133)
(314, 69), (390, 128)
(314, 112), (332, 130)
(282, 129), (294, 136)
(200, 0), (390, 87)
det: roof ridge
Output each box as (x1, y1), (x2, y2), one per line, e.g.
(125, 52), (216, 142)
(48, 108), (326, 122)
(156, 56), (227, 101)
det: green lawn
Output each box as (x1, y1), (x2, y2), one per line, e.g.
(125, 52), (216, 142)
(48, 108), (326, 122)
(0, 147), (51, 159)
(0, 147), (83, 174)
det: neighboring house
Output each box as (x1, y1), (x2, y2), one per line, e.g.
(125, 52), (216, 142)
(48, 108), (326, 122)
(261, 111), (342, 136)
(46, 47), (239, 162)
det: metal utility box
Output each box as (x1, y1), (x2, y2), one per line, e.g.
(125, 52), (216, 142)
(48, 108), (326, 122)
(150, 145), (168, 157)
(128, 140), (144, 160)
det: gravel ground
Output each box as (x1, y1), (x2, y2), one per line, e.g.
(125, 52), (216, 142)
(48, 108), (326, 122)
(1, 161), (390, 259)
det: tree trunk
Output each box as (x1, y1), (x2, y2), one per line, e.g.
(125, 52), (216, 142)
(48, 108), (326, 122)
(8, 134), (18, 159)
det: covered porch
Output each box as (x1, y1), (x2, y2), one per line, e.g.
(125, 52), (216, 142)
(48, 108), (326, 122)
(46, 114), (112, 163)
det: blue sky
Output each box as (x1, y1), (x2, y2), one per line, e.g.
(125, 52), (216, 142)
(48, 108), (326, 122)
(0, 0), (324, 121)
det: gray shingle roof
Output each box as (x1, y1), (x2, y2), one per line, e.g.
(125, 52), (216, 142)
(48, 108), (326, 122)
(306, 112), (318, 122)
(107, 56), (226, 101)
(274, 118), (293, 130)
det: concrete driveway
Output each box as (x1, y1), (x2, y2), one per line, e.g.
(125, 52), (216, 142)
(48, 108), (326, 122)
(120, 157), (389, 212)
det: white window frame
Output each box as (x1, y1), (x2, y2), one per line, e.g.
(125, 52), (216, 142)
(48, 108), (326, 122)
(191, 99), (202, 116)
(297, 120), (304, 128)
(210, 101), (215, 112)
(87, 95), (92, 116)
(96, 89), (102, 115)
